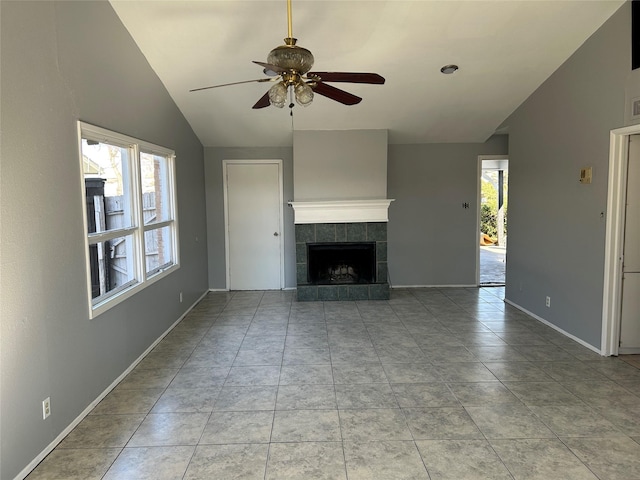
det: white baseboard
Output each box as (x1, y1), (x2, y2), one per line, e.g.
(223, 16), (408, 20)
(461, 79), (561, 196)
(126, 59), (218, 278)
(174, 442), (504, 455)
(619, 347), (640, 355)
(504, 298), (603, 355)
(15, 290), (209, 480)
(208, 287), (297, 292)
(390, 284), (478, 289)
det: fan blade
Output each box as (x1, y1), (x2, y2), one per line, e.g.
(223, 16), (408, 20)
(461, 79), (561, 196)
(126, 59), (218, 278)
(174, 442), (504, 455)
(313, 82), (362, 106)
(252, 61), (287, 74)
(252, 91), (271, 109)
(190, 78), (273, 92)
(308, 72), (385, 84)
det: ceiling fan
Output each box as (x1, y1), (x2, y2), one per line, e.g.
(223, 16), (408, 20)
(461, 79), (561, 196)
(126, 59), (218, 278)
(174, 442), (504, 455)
(189, 0), (385, 109)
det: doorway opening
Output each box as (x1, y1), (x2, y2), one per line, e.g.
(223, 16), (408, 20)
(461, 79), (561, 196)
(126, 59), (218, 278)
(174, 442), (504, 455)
(602, 125), (640, 356)
(477, 156), (508, 286)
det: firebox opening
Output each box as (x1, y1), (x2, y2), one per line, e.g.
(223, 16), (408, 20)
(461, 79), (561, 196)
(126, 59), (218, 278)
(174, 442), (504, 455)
(307, 242), (376, 285)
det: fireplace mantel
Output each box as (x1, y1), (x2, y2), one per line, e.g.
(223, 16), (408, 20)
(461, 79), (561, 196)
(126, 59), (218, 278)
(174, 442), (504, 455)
(289, 199), (394, 224)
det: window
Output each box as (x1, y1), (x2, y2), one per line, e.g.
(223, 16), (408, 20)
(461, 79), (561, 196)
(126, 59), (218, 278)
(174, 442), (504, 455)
(78, 122), (179, 317)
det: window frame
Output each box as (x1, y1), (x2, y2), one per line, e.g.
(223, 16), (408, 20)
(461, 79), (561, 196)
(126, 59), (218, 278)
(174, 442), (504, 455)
(77, 121), (180, 318)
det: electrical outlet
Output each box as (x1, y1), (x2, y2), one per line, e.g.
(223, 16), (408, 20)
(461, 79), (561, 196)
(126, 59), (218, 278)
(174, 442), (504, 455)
(42, 397), (51, 419)
(179, 292), (183, 303)
(545, 296), (551, 308)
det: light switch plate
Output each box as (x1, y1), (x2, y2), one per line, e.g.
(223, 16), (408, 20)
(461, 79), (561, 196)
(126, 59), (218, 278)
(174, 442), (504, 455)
(580, 167), (592, 184)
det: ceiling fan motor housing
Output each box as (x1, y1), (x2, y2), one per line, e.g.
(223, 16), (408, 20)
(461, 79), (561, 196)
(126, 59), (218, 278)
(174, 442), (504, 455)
(267, 38), (314, 74)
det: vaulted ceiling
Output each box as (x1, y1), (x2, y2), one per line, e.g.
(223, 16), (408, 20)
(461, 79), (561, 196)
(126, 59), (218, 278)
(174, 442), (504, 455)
(110, 1), (624, 147)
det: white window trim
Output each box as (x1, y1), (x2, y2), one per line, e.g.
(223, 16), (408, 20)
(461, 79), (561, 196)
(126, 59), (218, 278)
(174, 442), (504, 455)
(77, 121), (180, 319)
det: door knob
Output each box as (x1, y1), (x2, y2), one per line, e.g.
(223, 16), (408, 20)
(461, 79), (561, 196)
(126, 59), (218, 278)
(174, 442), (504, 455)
(273, 232), (279, 236)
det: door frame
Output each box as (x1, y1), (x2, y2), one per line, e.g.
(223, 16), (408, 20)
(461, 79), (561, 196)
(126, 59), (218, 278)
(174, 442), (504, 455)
(222, 159), (285, 290)
(476, 155), (509, 286)
(602, 124), (640, 356)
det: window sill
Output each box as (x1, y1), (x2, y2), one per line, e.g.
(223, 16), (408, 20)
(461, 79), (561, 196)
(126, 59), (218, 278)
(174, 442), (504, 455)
(89, 263), (180, 319)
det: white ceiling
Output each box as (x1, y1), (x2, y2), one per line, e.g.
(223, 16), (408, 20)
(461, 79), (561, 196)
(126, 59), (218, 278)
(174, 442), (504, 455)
(110, 0), (624, 148)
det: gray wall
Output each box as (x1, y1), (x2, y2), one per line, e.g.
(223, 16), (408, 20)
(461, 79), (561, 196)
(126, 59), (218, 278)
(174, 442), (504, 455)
(293, 130), (388, 201)
(204, 137), (509, 290)
(205, 147), (296, 289)
(503, 2), (632, 348)
(387, 136), (509, 286)
(0, 2), (208, 479)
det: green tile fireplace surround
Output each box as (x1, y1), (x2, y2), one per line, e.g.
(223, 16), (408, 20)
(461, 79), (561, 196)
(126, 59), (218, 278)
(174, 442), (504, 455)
(295, 222), (389, 301)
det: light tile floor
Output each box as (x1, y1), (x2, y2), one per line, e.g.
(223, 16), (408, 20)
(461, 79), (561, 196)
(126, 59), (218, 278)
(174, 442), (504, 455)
(26, 288), (640, 480)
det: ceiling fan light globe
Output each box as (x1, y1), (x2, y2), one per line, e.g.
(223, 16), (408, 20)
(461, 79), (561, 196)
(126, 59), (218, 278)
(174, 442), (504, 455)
(268, 81), (287, 108)
(294, 82), (314, 106)
(267, 44), (314, 74)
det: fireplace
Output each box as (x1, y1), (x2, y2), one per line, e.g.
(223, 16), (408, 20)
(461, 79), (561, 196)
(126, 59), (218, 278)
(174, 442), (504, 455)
(290, 199), (392, 301)
(307, 242), (376, 285)
(294, 221), (389, 301)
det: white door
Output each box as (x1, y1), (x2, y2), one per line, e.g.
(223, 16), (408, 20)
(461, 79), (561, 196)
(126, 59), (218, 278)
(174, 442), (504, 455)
(224, 160), (283, 290)
(620, 135), (640, 352)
